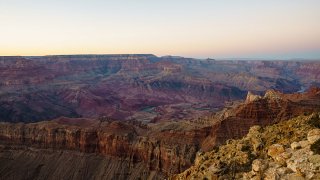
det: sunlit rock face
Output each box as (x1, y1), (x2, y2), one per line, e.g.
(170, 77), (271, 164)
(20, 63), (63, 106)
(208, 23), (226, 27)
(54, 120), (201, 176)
(202, 87), (320, 149)
(174, 113), (320, 180)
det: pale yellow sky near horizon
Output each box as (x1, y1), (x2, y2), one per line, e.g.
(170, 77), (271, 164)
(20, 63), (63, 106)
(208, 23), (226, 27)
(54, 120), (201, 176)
(0, 0), (319, 59)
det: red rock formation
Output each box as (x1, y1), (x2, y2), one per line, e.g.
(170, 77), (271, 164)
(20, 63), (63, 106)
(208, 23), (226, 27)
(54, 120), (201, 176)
(202, 87), (320, 150)
(0, 88), (319, 178)
(0, 117), (211, 176)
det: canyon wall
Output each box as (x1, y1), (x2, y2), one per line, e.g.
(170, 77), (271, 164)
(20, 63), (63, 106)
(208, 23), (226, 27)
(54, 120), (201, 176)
(0, 88), (319, 179)
(1, 55), (320, 123)
(202, 87), (320, 150)
(0, 118), (211, 176)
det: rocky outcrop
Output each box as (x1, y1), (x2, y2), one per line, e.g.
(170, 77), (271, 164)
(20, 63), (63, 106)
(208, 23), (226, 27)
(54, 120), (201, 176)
(173, 113), (320, 179)
(243, 127), (320, 180)
(245, 91), (261, 103)
(202, 87), (320, 149)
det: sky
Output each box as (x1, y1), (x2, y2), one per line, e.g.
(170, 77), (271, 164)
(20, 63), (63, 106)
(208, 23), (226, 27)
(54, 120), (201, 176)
(0, 0), (319, 59)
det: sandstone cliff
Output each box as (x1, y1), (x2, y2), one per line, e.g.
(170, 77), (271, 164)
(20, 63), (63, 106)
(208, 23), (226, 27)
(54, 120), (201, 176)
(0, 117), (211, 178)
(201, 87), (320, 150)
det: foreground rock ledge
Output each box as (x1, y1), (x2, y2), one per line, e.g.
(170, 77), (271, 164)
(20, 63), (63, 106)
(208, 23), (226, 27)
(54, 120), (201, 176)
(172, 113), (320, 180)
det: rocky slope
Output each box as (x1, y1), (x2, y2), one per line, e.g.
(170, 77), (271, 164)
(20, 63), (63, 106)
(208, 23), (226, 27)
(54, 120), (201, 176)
(0, 147), (165, 180)
(173, 113), (320, 179)
(201, 87), (320, 150)
(1, 55), (320, 123)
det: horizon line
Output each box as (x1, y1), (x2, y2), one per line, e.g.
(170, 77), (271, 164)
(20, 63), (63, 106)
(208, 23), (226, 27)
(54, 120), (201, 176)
(0, 53), (319, 61)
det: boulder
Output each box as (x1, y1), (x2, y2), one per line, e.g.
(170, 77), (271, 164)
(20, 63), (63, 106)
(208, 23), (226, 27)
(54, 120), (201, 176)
(268, 144), (285, 159)
(252, 159), (268, 172)
(291, 142), (301, 150)
(307, 129), (320, 144)
(298, 140), (310, 148)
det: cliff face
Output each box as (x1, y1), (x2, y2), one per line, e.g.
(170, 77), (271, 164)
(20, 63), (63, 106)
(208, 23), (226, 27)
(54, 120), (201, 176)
(202, 87), (320, 150)
(0, 148), (166, 180)
(0, 117), (211, 176)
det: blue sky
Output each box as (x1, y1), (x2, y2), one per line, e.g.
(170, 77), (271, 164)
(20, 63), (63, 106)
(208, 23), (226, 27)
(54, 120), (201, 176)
(0, 0), (319, 59)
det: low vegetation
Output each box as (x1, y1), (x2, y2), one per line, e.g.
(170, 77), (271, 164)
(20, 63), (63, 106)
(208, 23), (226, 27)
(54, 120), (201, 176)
(173, 113), (320, 179)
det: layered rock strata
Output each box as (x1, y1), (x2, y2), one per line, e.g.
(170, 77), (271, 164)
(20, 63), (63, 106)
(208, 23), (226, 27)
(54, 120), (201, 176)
(202, 87), (320, 149)
(0, 117), (211, 177)
(1, 55), (320, 122)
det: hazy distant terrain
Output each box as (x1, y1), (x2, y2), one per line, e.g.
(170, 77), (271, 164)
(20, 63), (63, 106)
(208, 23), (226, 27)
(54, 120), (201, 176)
(0, 55), (319, 123)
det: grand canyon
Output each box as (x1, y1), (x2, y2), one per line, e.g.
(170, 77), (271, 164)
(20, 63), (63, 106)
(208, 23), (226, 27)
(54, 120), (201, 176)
(0, 55), (320, 179)
(2, 0), (320, 179)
